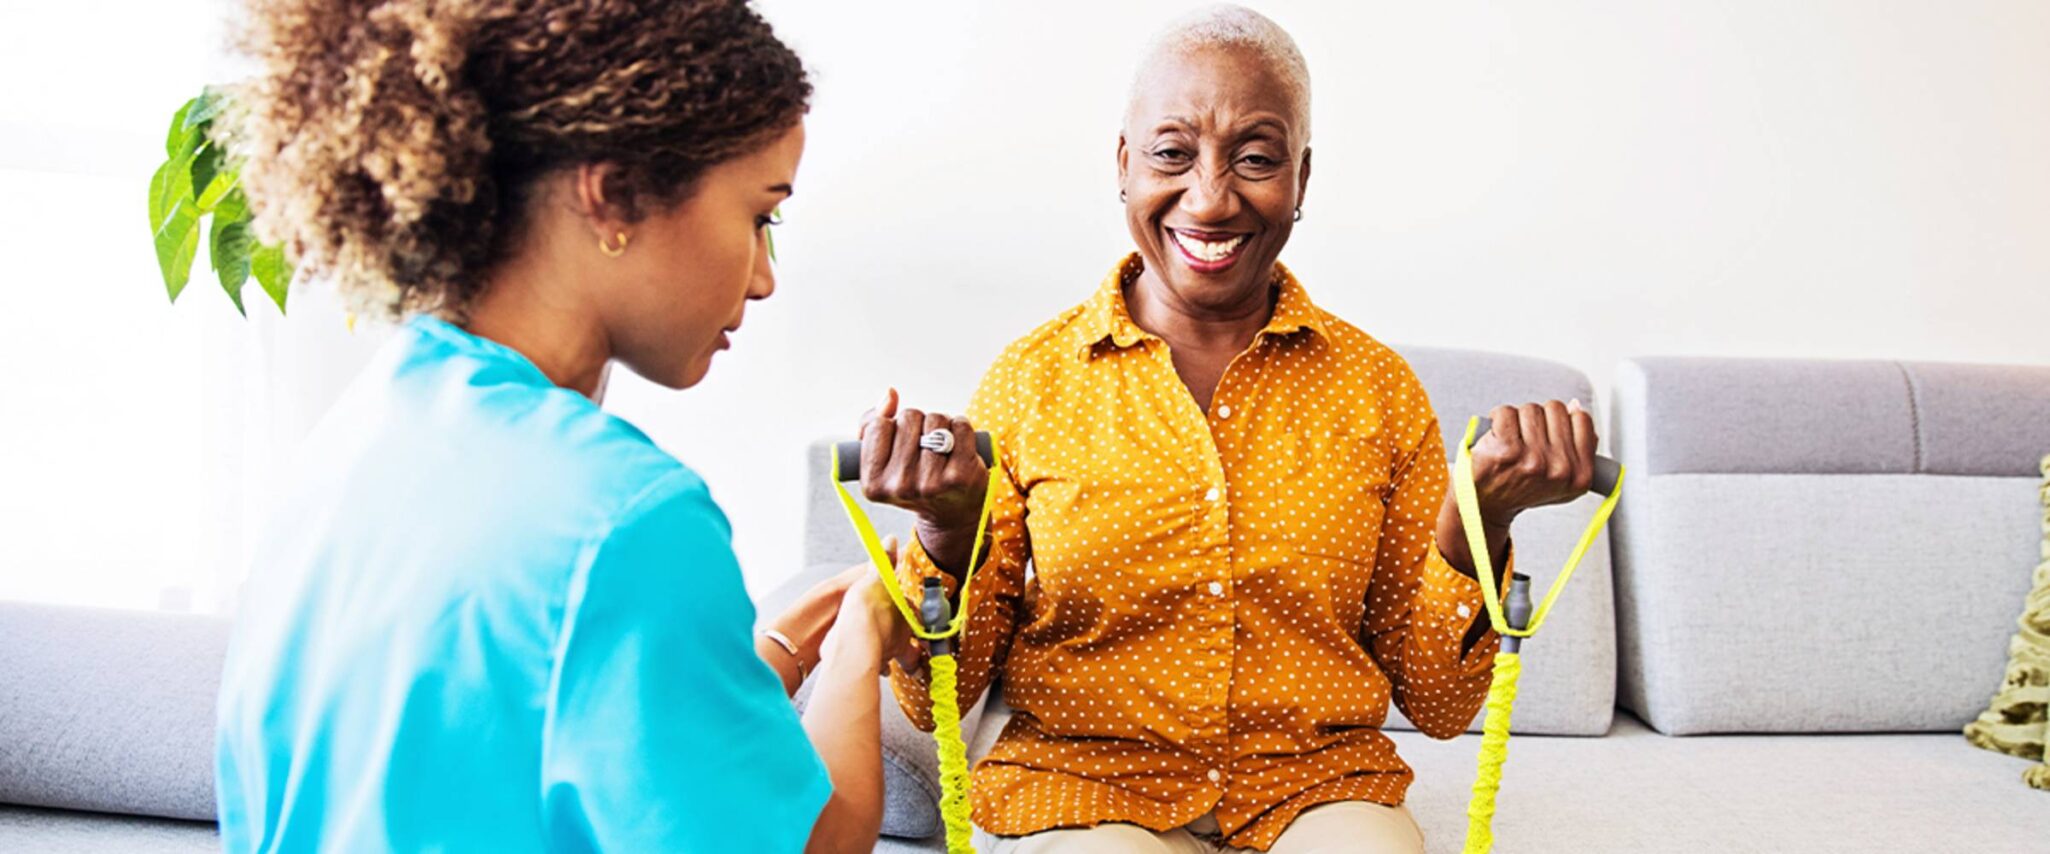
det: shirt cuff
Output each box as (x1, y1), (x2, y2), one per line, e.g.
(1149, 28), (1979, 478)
(1421, 542), (1509, 671)
(896, 534), (963, 601)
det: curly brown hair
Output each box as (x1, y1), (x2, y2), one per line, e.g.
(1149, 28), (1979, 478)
(230, 0), (812, 319)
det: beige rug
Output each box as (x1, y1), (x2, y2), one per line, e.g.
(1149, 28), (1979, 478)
(1963, 453), (2050, 790)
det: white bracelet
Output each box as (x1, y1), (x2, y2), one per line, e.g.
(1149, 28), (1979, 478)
(760, 629), (806, 683)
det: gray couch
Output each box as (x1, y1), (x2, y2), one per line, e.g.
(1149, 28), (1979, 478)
(4, 350), (2046, 852)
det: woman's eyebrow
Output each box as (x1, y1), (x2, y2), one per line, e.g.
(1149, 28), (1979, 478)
(1233, 117), (1290, 139)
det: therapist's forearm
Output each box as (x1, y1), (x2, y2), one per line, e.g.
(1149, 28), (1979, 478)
(800, 640), (885, 853)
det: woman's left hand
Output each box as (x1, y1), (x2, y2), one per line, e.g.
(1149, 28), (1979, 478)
(1465, 399), (1599, 525)
(1435, 399), (1597, 581)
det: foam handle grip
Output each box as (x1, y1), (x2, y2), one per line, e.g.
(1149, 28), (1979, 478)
(1471, 416), (1621, 497)
(835, 432), (994, 482)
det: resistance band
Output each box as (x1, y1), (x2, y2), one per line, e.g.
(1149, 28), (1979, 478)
(829, 439), (999, 854)
(1454, 416), (1624, 854)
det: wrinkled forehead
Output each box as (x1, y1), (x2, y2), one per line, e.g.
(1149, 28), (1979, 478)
(1125, 43), (1309, 147)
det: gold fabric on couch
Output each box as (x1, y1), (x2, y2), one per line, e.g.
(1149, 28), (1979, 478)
(1963, 453), (2050, 790)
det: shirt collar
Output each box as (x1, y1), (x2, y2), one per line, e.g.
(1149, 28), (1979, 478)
(1072, 253), (1331, 361)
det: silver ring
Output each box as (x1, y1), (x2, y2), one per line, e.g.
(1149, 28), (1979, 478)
(919, 429), (955, 455)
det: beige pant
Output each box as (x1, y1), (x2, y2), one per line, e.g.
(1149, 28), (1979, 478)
(978, 801), (1426, 854)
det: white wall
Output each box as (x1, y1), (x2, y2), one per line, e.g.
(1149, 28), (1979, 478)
(3, 0), (2046, 609)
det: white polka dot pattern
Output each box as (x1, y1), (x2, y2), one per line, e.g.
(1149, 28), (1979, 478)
(887, 254), (1505, 851)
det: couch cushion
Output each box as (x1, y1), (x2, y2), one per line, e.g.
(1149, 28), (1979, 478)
(1908, 362), (2050, 477)
(0, 805), (217, 854)
(0, 603), (226, 821)
(1614, 357), (2050, 477)
(1610, 356), (2050, 734)
(1614, 474), (2039, 734)
(1392, 712), (2050, 853)
(885, 712), (2050, 853)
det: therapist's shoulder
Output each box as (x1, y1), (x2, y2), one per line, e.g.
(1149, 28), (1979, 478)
(557, 414), (722, 526)
(486, 385), (729, 539)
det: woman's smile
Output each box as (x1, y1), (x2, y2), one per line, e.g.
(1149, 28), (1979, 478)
(1166, 226), (1252, 273)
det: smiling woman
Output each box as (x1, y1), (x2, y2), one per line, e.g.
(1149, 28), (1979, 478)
(862, 6), (1602, 853)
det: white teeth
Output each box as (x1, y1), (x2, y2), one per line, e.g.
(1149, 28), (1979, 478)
(1171, 231), (1248, 263)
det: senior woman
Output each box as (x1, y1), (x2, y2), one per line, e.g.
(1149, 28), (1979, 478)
(212, 1), (911, 851)
(857, 7), (1597, 853)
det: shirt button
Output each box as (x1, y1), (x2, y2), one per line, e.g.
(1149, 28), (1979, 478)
(1208, 581), (1224, 596)
(1205, 487), (1222, 502)
(1457, 603), (1473, 618)
(1207, 769), (1222, 783)
(1216, 404), (1233, 419)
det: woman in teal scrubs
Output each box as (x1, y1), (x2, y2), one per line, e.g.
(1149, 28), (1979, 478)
(212, 1), (904, 851)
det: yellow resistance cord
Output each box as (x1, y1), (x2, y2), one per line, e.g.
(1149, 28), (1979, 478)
(829, 444), (999, 854)
(1454, 416), (1623, 854)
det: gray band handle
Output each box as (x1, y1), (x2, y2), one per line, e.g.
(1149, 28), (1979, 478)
(834, 432), (994, 482)
(1470, 416), (1621, 497)
(1502, 572), (1535, 653)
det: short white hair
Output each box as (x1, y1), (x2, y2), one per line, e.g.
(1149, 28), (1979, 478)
(1127, 4), (1312, 140)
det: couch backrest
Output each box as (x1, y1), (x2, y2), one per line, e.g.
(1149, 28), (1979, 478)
(0, 602), (227, 821)
(1610, 356), (2050, 734)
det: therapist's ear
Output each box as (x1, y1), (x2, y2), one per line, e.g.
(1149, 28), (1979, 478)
(569, 162), (634, 246)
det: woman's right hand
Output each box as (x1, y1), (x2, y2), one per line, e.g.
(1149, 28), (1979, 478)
(857, 388), (989, 574)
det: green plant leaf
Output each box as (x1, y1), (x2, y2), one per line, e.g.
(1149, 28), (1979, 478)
(153, 197), (201, 301)
(165, 97), (204, 160)
(148, 159), (178, 236)
(196, 168), (238, 212)
(251, 243), (292, 313)
(166, 99), (193, 157)
(210, 191), (254, 315)
(189, 144), (226, 210)
(183, 86), (227, 131)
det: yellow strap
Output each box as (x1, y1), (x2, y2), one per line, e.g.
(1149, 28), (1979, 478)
(1453, 416), (1624, 638)
(928, 654), (975, 854)
(827, 443), (1000, 641)
(828, 442), (1001, 854)
(1462, 652), (1522, 854)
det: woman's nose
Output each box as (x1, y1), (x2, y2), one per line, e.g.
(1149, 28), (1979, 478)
(1178, 168), (1241, 223)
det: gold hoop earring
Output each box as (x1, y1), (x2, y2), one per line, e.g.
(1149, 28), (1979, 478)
(599, 231), (630, 257)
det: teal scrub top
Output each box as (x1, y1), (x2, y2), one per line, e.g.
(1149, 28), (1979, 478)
(215, 316), (830, 852)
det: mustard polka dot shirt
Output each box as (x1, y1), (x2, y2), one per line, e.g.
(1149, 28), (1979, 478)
(889, 255), (1506, 851)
